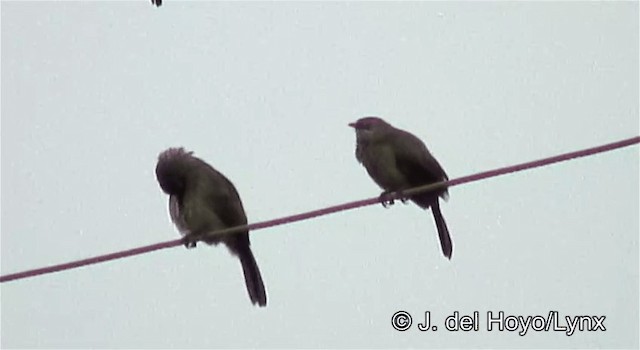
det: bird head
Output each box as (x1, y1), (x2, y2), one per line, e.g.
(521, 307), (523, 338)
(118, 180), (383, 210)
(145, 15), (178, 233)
(155, 147), (193, 196)
(348, 116), (392, 141)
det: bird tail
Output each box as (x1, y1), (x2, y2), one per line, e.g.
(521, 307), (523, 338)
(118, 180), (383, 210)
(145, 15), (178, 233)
(431, 200), (453, 260)
(237, 245), (267, 307)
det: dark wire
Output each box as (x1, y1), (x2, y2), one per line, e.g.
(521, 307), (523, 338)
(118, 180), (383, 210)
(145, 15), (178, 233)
(1, 136), (638, 283)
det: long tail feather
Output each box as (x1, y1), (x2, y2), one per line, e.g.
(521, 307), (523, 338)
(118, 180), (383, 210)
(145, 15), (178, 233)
(431, 200), (453, 260)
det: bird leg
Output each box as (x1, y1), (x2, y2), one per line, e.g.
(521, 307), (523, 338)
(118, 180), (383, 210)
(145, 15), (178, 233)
(379, 191), (396, 208)
(379, 189), (411, 207)
(395, 189), (410, 204)
(182, 235), (199, 249)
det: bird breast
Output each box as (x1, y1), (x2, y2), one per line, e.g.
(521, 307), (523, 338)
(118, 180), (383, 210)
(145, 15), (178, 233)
(358, 143), (409, 191)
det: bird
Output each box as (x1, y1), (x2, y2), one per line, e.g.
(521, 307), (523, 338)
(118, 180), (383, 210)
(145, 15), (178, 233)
(348, 117), (453, 259)
(155, 147), (267, 306)
(150, 0), (162, 7)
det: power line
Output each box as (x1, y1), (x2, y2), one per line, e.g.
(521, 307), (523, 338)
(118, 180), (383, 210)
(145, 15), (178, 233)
(1, 135), (638, 283)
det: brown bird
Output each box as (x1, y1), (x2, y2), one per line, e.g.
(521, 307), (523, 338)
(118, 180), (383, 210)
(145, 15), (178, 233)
(155, 147), (267, 306)
(348, 117), (453, 259)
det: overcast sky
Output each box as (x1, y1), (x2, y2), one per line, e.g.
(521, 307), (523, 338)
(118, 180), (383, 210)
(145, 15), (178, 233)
(1, 1), (638, 349)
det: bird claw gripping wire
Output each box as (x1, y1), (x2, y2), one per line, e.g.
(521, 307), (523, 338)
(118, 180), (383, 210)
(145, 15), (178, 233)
(397, 190), (410, 205)
(182, 235), (198, 249)
(379, 190), (411, 208)
(379, 191), (396, 208)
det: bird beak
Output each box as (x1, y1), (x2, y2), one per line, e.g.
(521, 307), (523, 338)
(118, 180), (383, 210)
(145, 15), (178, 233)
(348, 122), (356, 128)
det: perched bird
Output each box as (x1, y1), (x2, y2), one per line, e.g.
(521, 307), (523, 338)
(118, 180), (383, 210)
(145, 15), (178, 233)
(151, 0), (162, 7)
(155, 147), (267, 306)
(348, 117), (453, 259)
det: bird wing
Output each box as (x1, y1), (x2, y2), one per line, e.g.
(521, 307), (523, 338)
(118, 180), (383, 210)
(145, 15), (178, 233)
(202, 165), (251, 245)
(213, 179), (248, 228)
(389, 129), (449, 201)
(169, 195), (190, 235)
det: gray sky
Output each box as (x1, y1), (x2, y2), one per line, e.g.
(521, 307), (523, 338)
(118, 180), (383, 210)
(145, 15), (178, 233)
(1, 1), (638, 349)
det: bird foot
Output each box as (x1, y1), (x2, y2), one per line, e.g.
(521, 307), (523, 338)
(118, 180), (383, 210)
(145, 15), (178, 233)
(379, 190), (410, 208)
(379, 191), (396, 208)
(397, 190), (410, 204)
(182, 235), (198, 249)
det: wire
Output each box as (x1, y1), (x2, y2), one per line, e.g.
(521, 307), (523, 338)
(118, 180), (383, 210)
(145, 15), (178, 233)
(1, 136), (638, 283)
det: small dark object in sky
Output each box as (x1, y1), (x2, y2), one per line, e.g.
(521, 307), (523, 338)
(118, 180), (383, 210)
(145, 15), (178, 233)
(151, 0), (162, 7)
